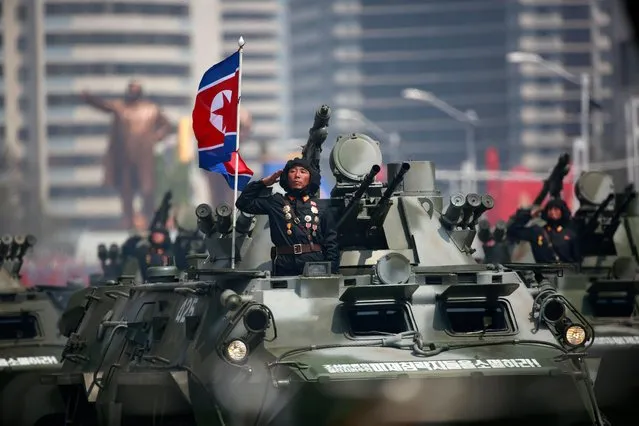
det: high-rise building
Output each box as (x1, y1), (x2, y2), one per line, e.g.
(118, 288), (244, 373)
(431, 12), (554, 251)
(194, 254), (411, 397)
(218, 0), (290, 164)
(288, 0), (511, 171)
(507, 0), (614, 171)
(288, 0), (620, 175)
(2, 0), (199, 232)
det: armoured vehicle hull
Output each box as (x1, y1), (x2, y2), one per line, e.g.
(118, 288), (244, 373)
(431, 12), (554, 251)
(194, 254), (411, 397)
(0, 235), (68, 426)
(51, 114), (605, 425)
(559, 268), (639, 422)
(53, 269), (600, 426)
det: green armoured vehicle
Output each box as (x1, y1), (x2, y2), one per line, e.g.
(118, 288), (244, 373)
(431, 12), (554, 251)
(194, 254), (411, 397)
(0, 235), (67, 426)
(51, 106), (605, 425)
(556, 170), (639, 421)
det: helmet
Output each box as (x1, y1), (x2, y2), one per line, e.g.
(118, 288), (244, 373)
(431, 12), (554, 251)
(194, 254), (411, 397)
(279, 157), (321, 195)
(541, 198), (571, 224)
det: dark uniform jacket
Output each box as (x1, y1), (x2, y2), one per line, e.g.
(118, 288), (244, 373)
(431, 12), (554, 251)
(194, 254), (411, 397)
(507, 209), (580, 263)
(236, 180), (339, 276)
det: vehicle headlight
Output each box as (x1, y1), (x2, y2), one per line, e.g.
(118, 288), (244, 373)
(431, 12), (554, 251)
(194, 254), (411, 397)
(225, 340), (248, 362)
(564, 324), (587, 346)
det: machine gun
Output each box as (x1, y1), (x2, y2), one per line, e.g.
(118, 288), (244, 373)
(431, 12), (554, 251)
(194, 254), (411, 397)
(582, 193), (615, 235)
(370, 162), (410, 227)
(337, 164), (381, 228)
(532, 153), (571, 206)
(0, 234), (36, 278)
(300, 105), (331, 175)
(602, 184), (637, 240)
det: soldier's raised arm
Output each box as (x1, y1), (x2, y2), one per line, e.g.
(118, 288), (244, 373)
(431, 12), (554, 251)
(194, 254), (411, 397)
(235, 171), (281, 215)
(81, 90), (118, 113)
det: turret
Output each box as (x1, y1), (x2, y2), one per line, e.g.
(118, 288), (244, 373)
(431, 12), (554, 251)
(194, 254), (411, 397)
(200, 105), (498, 274)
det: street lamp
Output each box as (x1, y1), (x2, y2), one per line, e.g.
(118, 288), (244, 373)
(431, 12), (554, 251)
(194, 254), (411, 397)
(334, 108), (401, 161)
(507, 50), (591, 176)
(401, 88), (479, 192)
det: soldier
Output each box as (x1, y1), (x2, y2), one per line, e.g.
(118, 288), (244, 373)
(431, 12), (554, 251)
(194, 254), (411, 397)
(507, 198), (580, 263)
(81, 80), (172, 229)
(236, 158), (339, 276)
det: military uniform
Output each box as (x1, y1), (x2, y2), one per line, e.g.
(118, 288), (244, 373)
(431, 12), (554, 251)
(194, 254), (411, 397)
(235, 158), (339, 276)
(507, 198), (580, 263)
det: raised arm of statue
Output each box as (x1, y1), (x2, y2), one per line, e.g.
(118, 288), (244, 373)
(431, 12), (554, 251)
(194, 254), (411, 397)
(81, 90), (118, 113)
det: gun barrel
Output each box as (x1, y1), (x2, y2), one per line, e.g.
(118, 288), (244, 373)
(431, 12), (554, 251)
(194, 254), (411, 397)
(337, 165), (381, 228)
(215, 203), (233, 234)
(380, 162), (410, 202)
(108, 243), (120, 261)
(353, 164), (381, 200)
(440, 193), (466, 229)
(97, 243), (108, 262)
(460, 193), (481, 225)
(235, 211), (255, 234)
(585, 193), (614, 233)
(196, 203), (216, 235)
(493, 220), (507, 242)
(533, 153), (571, 205)
(604, 185), (637, 238)
(312, 105), (331, 130)
(477, 220), (492, 243)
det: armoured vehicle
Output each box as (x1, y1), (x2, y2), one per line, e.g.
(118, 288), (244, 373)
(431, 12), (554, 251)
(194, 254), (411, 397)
(557, 171), (639, 420)
(0, 235), (67, 426)
(52, 106), (605, 426)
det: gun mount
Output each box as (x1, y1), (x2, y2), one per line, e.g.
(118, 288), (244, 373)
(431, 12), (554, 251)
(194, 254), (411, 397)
(573, 171), (639, 260)
(0, 234), (36, 279)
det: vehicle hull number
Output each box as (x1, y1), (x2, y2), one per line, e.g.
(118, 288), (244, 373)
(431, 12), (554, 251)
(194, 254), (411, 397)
(175, 297), (198, 323)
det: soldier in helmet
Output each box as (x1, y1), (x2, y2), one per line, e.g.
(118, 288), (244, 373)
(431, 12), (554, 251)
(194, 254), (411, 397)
(507, 198), (580, 263)
(235, 158), (339, 276)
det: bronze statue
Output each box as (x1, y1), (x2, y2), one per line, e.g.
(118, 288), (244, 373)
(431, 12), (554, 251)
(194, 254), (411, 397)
(82, 80), (172, 229)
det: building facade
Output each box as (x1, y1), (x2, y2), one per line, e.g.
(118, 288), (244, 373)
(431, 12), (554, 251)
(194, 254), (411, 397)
(507, 0), (615, 172)
(218, 0), (290, 165)
(2, 0), (199, 233)
(288, 0), (621, 176)
(288, 0), (511, 171)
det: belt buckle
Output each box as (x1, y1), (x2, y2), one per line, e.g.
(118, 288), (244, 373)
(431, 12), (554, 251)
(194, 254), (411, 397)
(293, 244), (303, 255)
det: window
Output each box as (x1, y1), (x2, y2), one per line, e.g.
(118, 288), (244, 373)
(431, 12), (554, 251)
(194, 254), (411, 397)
(18, 128), (29, 142)
(0, 314), (40, 340)
(111, 2), (188, 16)
(588, 292), (636, 318)
(48, 124), (109, 137)
(45, 2), (188, 16)
(45, 3), (107, 15)
(344, 302), (413, 336)
(47, 93), (189, 107)
(443, 300), (513, 334)
(46, 63), (190, 77)
(46, 33), (190, 47)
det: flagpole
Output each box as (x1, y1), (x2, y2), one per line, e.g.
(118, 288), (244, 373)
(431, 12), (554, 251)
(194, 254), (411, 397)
(231, 36), (245, 269)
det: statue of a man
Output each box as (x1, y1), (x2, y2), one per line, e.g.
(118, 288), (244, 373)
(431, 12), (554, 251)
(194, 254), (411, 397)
(82, 80), (172, 229)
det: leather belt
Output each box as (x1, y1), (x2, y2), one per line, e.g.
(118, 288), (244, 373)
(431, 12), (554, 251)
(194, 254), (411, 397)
(275, 243), (323, 255)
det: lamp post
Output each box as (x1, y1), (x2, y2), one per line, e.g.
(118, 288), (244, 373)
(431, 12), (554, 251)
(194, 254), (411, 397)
(506, 51), (591, 177)
(401, 88), (479, 193)
(334, 108), (401, 162)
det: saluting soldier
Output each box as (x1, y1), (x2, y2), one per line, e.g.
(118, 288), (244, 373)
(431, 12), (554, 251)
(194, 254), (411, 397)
(235, 158), (339, 276)
(507, 198), (580, 263)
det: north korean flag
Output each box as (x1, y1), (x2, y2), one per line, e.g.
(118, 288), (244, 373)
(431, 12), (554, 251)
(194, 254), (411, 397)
(193, 51), (240, 167)
(209, 151), (254, 191)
